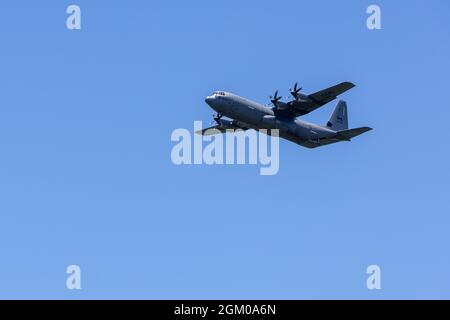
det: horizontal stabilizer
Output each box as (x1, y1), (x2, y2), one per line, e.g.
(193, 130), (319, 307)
(336, 127), (373, 141)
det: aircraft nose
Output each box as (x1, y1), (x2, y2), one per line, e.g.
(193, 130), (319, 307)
(205, 95), (214, 104)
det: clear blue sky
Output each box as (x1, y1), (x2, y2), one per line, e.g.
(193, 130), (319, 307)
(0, 0), (449, 299)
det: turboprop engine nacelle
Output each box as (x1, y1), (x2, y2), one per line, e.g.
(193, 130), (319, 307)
(217, 118), (233, 127)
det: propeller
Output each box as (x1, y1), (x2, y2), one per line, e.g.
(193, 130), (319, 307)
(211, 113), (223, 125)
(270, 90), (282, 106)
(289, 82), (302, 99)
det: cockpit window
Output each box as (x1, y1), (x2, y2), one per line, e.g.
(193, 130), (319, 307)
(214, 91), (226, 96)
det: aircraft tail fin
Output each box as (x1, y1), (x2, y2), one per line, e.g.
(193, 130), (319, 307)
(326, 100), (348, 131)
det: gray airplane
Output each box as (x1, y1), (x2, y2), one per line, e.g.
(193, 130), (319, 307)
(197, 82), (372, 148)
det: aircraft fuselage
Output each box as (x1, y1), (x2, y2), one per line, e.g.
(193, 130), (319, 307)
(205, 91), (337, 147)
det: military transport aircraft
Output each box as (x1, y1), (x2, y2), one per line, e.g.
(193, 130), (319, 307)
(197, 82), (372, 148)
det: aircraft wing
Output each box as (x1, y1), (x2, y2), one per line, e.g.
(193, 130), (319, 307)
(195, 123), (250, 136)
(308, 82), (355, 108)
(196, 126), (227, 136)
(283, 82), (355, 118)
